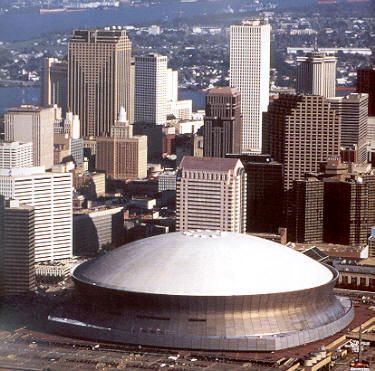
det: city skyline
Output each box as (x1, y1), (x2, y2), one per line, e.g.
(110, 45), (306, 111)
(0, 1), (374, 369)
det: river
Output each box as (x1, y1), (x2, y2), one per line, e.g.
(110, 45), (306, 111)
(0, 0), (245, 42)
(0, 86), (205, 114)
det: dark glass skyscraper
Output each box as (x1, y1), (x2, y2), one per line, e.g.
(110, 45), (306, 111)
(203, 87), (242, 157)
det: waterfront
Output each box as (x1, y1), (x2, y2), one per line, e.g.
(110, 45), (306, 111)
(0, 86), (40, 113)
(0, 86), (204, 114)
(0, 0), (245, 42)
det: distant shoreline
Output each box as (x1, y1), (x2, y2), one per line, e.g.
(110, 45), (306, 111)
(0, 80), (39, 88)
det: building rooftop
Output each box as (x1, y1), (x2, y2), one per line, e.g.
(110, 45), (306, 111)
(0, 141), (32, 148)
(6, 105), (43, 113)
(179, 155), (241, 172)
(73, 231), (333, 296)
(208, 86), (239, 96)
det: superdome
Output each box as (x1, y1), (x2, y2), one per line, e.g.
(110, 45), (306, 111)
(73, 231), (333, 296)
(50, 232), (354, 351)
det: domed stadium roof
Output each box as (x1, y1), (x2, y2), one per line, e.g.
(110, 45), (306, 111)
(73, 231), (333, 296)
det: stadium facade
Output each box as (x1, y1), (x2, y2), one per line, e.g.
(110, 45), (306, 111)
(49, 231), (354, 351)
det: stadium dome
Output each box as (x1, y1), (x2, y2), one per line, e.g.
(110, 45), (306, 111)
(50, 231), (354, 351)
(73, 231), (333, 296)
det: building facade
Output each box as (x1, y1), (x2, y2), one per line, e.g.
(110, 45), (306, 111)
(176, 156), (246, 232)
(357, 65), (375, 116)
(68, 29), (133, 137)
(288, 178), (324, 243)
(328, 93), (369, 163)
(230, 18), (271, 153)
(262, 94), (341, 191)
(49, 232), (354, 352)
(96, 109), (147, 180)
(0, 167), (73, 262)
(0, 198), (36, 296)
(135, 54), (168, 125)
(158, 171), (177, 192)
(324, 177), (370, 247)
(296, 52), (337, 98)
(226, 154), (283, 234)
(73, 206), (124, 256)
(41, 57), (68, 115)
(0, 141), (33, 169)
(203, 87), (242, 157)
(4, 105), (59, 169)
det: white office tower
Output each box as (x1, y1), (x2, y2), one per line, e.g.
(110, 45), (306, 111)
(135, 54), (168, 125)
(0, 141), (33, 169)
(63, 112), (81, 139)
(167, 68), (178, 103)
(4, 105), (61, 169)
(297, 52), (337, 98)
(166, 68), (193, 120)
(176, 156), (247, 233)
(230, 18), (271, 153)
(0, 167), (73, 262)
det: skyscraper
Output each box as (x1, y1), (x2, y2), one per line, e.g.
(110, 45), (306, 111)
(4, 105), (59, 169)
(230, 18), (271, 153)
(176, 156), (246, 232)
(0, 167), (73, 262)
(328, 93), (369, 163)
(0, 198), (36, 296)
(324, 177), (369, 246)
(357, 65), (375, 116)
(96, 108), (147, 180)
(287, 178), (324, 243)
(203, 87), (242, 157)
(166, 68), (178, 104)
(68, 29), (132, 138)
(41, 57), (68, 115)
(296, 52), (337, 98)
(226, 154), (283, 234)
(135, 54), (168, 125)
(263, 94), (341, 191)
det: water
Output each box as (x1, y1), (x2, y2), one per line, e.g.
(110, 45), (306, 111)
(0, 0), (245, 42)
(0, 0), (239, 111)
(179, 89), (206, 111)
(0, 86), (40, 114)
(0, 86), (205, 114)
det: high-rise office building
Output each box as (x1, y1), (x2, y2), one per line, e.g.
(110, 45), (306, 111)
(4, 105), (59, 169)
(0, 198), (36, 296)
(287, 178), (324, 243)
(135, 54), (168, 125)
(68, 29), (132, 137)
(285, 159), (375, 245)
(328, 93), (369, 163)
(357, 65), (375, 116)
(41, 57), (68, 115)
(96, 108), (147, 180)
(176, 156), (246, 232)
(226, 154), (283, 234)
(0, 141), (33, 169)
(203, 87), (242, 157)
(166, 68), (178, 104)
(324, 176), (369, 246)
(230, 18), (271, 153)
(263, 94), (341, 191)
(0, 167), (73, 262)
(296, 52), (337, 98)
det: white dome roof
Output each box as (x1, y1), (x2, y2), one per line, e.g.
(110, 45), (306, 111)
(74, 231), (334, 296)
